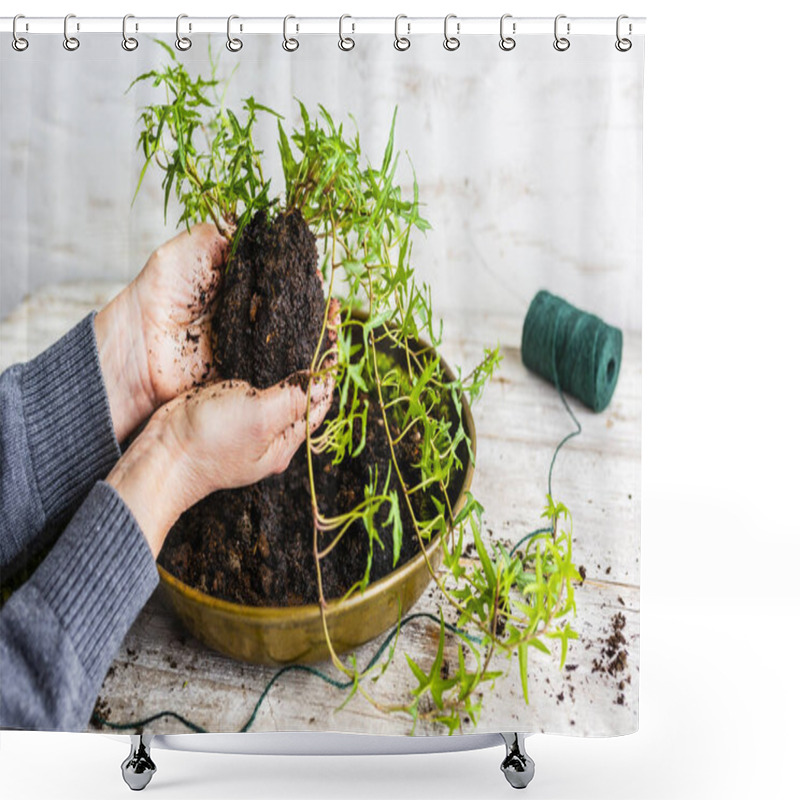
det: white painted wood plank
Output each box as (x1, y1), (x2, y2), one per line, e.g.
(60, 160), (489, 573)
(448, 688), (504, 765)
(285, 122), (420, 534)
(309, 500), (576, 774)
(95, 577), (638, 738)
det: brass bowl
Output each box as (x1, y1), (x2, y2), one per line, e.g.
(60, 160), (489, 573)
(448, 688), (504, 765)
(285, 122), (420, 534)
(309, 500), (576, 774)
(158, 316), (476, 665)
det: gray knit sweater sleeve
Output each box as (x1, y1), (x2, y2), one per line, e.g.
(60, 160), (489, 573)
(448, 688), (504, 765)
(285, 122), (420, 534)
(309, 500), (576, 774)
(0, 482), (159, 730)
(0, 313), (121, 568)
(0, 315), (160, 730)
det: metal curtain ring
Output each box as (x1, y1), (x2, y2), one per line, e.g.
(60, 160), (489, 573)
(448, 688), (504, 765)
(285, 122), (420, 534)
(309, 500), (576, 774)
(394, 14), (410, 51)
(553, 14), (570, 51)
(499, 13), (516, 51)
(338, 14), (355, 51)
(122, 14), (138, 51)
(12, 14), (29, 52)
(63, 13), (80, 51)
(175, 14), (192, 51)
(227, 15), (243, 52)
(443, 14), (460, 51)
(615, 14), (632, 52)
(283, 15), (299, 52)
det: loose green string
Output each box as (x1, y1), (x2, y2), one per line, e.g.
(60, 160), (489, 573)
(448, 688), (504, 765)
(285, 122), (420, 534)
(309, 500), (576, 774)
(511, 305), (581, 556)
(93, 613), (481, 733)
(93, 297), (588, 734)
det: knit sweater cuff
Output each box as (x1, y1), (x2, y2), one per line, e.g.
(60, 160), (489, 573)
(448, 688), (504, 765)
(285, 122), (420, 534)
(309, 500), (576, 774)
(21, 313), (120, 523)
(31, 481), (159, 690)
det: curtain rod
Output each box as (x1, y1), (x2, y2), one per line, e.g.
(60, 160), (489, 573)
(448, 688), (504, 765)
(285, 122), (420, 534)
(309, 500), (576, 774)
(0, 16), (646, 37)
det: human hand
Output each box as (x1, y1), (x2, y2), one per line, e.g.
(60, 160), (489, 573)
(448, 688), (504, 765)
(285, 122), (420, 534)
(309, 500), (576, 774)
(95, 223), (229, 442)
(106, 373), (333, 557)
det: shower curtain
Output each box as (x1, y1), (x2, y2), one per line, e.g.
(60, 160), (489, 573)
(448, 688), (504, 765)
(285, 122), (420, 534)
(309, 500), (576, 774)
(0, 21), (643, 740)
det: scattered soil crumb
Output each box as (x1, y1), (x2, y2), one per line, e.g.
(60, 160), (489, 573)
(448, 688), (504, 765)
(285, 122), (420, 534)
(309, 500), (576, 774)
(591, 611), (632, 708)
(90, 698), (112, 729)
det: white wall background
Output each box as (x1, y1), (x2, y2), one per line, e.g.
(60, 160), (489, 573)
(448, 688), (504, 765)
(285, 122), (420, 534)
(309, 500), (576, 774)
(0, 32), (643, 330)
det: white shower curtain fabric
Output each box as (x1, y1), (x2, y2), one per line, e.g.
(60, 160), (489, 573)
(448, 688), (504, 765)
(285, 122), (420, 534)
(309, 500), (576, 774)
(0, 31), (643, 737)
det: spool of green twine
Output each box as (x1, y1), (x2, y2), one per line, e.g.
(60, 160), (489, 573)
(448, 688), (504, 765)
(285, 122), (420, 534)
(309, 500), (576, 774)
(521, 290), (623, 413)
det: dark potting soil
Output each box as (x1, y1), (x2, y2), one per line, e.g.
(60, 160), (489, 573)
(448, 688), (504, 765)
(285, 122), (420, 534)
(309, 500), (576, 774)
(158, 208), (427, 606)
(160, 400), (425, 606)
(213, 208), (325, 389)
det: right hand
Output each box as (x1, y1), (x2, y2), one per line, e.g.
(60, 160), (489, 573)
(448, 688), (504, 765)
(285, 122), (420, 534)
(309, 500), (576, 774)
(95, 223), (230, 443)
(106, 373), (334, 557)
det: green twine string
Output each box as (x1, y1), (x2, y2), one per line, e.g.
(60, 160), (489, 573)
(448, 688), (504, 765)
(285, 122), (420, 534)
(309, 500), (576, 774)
(92, 613), (481, 734)
(521, 290), (623, 413)
(93, 294), (591, 734)
(511, 299), (583, 556)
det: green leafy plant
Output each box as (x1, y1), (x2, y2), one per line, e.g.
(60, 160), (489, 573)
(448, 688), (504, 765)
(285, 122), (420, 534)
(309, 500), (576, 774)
(130, 44), (581, 733)
(129, 40), (279, 252)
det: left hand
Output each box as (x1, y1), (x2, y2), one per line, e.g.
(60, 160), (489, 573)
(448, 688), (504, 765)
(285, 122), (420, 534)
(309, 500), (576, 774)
(95, 223), (229, 441)
(106, 373), (335, 557)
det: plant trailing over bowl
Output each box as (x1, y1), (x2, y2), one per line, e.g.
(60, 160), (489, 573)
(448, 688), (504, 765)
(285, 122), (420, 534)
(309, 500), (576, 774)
(129, 43), (582, 734)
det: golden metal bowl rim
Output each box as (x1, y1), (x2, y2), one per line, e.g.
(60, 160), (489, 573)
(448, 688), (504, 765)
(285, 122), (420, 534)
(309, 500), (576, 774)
(157, 313), (476, 624)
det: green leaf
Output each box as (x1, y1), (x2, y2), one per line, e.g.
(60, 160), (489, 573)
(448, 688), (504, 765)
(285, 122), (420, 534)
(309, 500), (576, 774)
(518, 643), (529, 703)
(244, 96), (283, 119)
(379, 490), (402, 567)
(529, 637), (551, 655)
(226, 108), (243, 139)
(363, 308), (393, 334)
(472, 526), (496, 594)
(381, 107), (398, 175)
(153, 38), (177, 61)
(405, 653), (428, 686)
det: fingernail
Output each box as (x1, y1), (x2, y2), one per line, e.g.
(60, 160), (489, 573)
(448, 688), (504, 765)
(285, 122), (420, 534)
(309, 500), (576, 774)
(309, 375), (332, 403)
(308, 398), (329, 429)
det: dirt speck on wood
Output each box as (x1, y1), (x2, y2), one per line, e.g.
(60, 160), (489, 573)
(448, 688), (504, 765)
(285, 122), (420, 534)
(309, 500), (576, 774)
(591, 611), (632, 707)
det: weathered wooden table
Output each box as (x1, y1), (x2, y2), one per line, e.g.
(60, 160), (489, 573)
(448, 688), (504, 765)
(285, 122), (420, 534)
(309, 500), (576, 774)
(1, 282), (640, 737)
